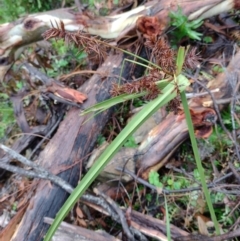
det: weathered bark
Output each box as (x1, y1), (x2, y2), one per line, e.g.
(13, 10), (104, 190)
(44, 218), (120, 241)
(10, 49), (146, 240)
(9, 54), (119, 241)
(44, 208), (189, 241)
(130, 209), (189, 240)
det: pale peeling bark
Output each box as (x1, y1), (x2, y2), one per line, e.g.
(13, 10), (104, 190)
(0, 0), (239, 80)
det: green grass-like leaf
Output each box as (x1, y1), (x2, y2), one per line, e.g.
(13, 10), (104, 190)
(44, 74), (190, 241)
(180, 90), (220, 234)
(177, 46), (220, 234)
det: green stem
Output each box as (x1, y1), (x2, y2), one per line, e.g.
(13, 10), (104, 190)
(180, 90), (220, 234)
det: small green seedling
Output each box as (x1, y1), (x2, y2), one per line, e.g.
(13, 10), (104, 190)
(149, 170), (163, 188)
(169, 7), (203, 43)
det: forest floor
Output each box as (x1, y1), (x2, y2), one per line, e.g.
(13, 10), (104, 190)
(0, 1), (240, 241)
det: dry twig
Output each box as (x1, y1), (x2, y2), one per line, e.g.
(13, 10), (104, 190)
(0, 144), (74, 193)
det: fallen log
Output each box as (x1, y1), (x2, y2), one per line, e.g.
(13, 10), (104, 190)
(9, 50), (147, 240)
(44, 217), (120, 241)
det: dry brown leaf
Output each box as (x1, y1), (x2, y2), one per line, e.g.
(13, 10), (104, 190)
(196, 214), (210, 236)
(76, 206), (84, 219)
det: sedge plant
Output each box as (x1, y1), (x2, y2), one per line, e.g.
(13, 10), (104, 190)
(43, 48), (190, 241)
(44, 46), (219, 240)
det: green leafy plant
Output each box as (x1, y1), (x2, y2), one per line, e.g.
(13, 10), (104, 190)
(48, 39), (87, 77)
(180, 76), (220, 234)
(203, 36), (213, 43)
(208, 126), (233, 160)
(0, 93), (15, 139)
(96, 134), (106, 146)
(0, 0), (54, 23)
(133, 98), (145, 107)
(0, 0), (24, 23)
(169, 7), (203, 43)
(123, 136), (138, 148)
(44, 44), (221, 239)
(149, 171), (163, 188)
(212, 65), (224, 73)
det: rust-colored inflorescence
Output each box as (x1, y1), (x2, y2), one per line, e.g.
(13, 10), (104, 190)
(184, 47), (201, 69)
(145, 36), (176, 74)
(136, 16), (165, 39)
(110, 68), (163, 100)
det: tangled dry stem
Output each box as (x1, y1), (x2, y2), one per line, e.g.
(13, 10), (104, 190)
(43, 21), (107, 63)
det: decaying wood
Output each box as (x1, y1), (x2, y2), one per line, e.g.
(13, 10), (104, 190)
(175, 227), (240, 241)
(86, 109), (167, 182)
(44, 217), (120, 241)
(137, 111), (190, 179)
(0, 106), (65, 174)
(0, 62), (86, 176)
(130, 209), (189, 240)
(127, 209), (240, 240)
(81, 193), (189, 240)
(10, 50), (146, 240)
(80, 190), (189, 240)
